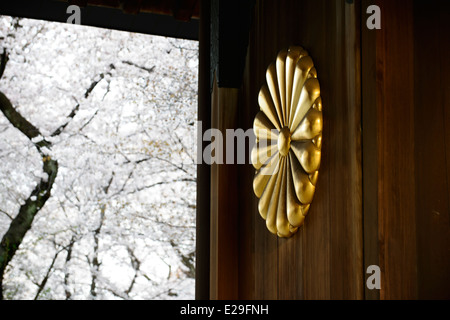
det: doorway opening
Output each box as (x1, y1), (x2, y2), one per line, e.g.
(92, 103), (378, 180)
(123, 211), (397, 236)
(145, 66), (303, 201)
(0, 15), (198, 300)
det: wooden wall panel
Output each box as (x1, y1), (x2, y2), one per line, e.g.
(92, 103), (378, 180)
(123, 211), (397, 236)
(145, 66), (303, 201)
(212, 0), (450, 300)
(374, 0), (417, 300)
(238, 0), (363, 300)
(361, 0), (450, 299)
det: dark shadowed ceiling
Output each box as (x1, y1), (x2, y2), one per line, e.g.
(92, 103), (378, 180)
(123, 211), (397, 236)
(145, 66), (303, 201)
(62, 0), (199, 20)
(0, 0), (199, 40)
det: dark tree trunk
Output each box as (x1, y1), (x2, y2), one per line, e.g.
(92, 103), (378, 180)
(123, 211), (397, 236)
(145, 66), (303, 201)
(0, 50), (59, 299)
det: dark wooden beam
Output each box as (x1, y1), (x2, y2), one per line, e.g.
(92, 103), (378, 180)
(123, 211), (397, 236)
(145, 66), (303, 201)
(210, 0), (254, 89)
(65, 0), (200, 20)
(0, 0), (199, 40)
(195, 0), (210, 300)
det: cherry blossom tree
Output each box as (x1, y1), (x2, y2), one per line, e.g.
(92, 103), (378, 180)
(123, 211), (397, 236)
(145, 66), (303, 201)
(0, 16), (197, 300)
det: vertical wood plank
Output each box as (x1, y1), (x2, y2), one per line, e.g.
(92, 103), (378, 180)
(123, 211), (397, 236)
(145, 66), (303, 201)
(237, 8), (259, 298)
(236, 109), (256, 299)
(210, 77), (240, 299)
(361, 0), (380, 301)
(298, 0), (363, 300)
(298, 0), (332, 300)
(209, 76), (219, 300)
(250, 0), (279, 300)
(329, 0), (364, 300)
(376, 0), (417, 299)
(277, 234), (303, 300)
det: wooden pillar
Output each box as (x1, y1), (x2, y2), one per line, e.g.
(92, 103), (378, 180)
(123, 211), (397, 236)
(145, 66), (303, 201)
(210, 80), (240, 299)
(208, 0), (254, 299)
(195, 0), (211, 300)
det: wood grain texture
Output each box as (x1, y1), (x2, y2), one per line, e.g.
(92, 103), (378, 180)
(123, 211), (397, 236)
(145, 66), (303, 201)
(375, 0), (417, 300)
(210, 78), (240, 299)
(238, 0), (363, 300)
(360, 0), (450, 299)
(209, 0), (450, 300)
(361, 0), (381, 301)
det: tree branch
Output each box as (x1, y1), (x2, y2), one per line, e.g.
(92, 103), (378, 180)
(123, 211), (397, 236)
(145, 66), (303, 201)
(78, 109), (99, 132)
(0, 55), (58, 300)
(0, 49), (8, 79)
(125, 178), (195, 196)
(50, 103), (80, 137)
(0, 156), (58, 300)
(121, 60), (155, 73)
(64, 237), (75, 300)
(125, 247), (140, 296)
(90, 205), (105, 299)
(51, 64), (115, 137)
(0, 209), (13, 221)
(0, 92), (51, 153)
(34, 246), (64, 300)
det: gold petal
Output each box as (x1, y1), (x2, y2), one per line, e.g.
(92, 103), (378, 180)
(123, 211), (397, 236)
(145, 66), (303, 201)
(266, 157), (285, 234)
(309, 171), (319, 186)
(289, 56), (315, 127)
(308, 67), (317, 79)
(289, 225), (299, 234)
(266, 63), (284, 127)
(313, 96), (322, 111)
(302, 204), (311, 216)
(289, 152), (316, 204)
(290, 78), (321, 133)
(290, 140), (321, 174)
(312, 134), (322, 149)
(254, 111), (279, 141)
(285, 47), (308, 123)
(276, 49), (288, 125)
(291, 106), (323, 141)
(288, 46), (309, 59)
(285, 57), (298, 123)
(256, 155), (280, 211)
(251, 139), (278, 170)
(258, 85), (282, 131)
(276, 159), (291, 237)
(286, 156), (306, 228)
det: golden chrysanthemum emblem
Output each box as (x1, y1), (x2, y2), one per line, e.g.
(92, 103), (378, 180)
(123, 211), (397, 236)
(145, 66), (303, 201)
(252, 46), (323, 238)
